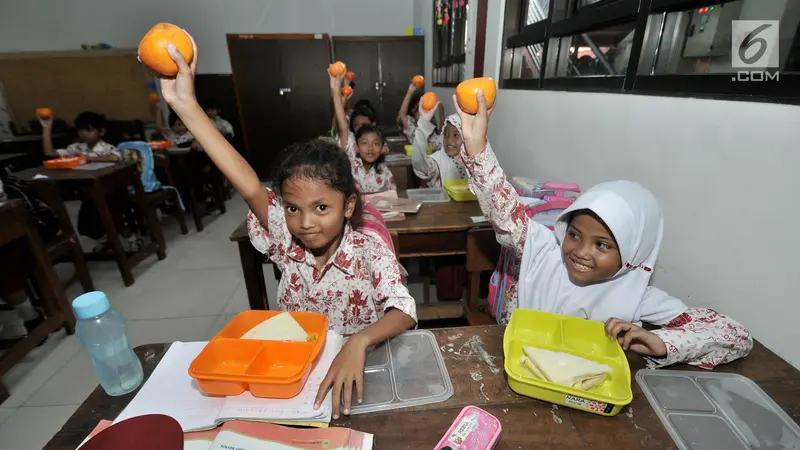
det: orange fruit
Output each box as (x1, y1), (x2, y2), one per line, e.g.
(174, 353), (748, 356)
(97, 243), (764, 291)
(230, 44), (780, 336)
(328, 61), (346, 77)
(412, 75), (425, 87)
(421, 92), (438, 111)
(342, 85), (353, 97)
(345, 71), (356, 81)
(456, 77), (497, 114)
(36, 108), (53, 119)
(138, 23), (194, 76)
(147, 93), (160, 103)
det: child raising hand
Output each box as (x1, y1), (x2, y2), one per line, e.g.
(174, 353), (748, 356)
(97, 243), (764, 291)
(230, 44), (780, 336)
(158, 34), (416, 419)
(454, 90), (752, 369)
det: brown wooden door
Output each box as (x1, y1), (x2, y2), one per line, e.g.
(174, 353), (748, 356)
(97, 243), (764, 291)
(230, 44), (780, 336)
(377, 38), (425, 126)
(227, 35), (331, 179)
(332, 40), (381, 122)
(332, 37), (424, 128)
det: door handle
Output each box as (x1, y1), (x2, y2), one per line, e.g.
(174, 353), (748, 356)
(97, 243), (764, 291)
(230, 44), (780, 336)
(278, 88), (292, 95)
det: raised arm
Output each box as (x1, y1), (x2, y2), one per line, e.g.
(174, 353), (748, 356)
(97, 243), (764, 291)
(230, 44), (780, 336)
(411, 101), (440, 182)
(454, 92), (543, 259)
(39, 117), (56, 157)
(396, 83), (418, 130)
(330, 72), (349, 150)
(159, 35), (270, 225)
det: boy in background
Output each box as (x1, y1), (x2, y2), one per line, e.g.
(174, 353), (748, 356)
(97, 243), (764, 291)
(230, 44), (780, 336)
(204, 101), (234, 138)
(41, 112), (120, 161)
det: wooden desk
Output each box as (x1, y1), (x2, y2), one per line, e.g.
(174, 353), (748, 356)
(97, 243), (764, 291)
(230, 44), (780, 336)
(0, 200), (75, 403)
(42, 326), (800, 450)
(13, 162), (164, 286)
(229, 198), (495, 317)
(153, 148), (226, 232)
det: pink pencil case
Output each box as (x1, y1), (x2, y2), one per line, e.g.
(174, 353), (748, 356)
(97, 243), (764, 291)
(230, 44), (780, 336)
(435, 406), (502, 450)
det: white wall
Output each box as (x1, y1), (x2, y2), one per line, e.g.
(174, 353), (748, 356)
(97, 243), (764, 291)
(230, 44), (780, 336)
(0, 0), (416, 74)
(475, 1), (800, 367)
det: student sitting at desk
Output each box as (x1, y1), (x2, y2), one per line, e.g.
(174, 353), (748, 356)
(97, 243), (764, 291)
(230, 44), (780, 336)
(455, 90), (752, 368)
(330, 72), (395, 195)
(411, 100), (468, 188)
(398, 81), (443, 152)
(157, 36), (417, 419)
(41, 112), (120, 162)
(39, 112), (142, 252)
(204, 101), (234, 138)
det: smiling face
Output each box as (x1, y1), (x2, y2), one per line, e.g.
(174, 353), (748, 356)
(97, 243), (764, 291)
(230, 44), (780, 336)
(356, 131), (383, 164)
(280, 177), (356, 256)
(561, 211), (622, 285)
(443, 123), (462, 157)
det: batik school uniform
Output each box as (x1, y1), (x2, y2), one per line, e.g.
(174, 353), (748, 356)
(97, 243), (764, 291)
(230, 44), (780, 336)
(402, 115), (442, 152)
(342, 132), (396, 194)
(56, 140), (121, 159)
(247, 189), (417, 335)
(463, 142), (752, 369)
(411, 114), (467, 188)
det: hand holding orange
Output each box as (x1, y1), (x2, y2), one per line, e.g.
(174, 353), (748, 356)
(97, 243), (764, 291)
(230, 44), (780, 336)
(421, 92), (438, 111)
(329, 61), (346, 77)
(412, 75), (425, 87)
(456, 77), (496, 114)
(342, 85), (353, 98)
(138, 23), (194, 76)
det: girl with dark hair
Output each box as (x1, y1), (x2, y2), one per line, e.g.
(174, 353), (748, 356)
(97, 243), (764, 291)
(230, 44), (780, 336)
(331, 73), (396, 194)
(156, 34), (416, 421)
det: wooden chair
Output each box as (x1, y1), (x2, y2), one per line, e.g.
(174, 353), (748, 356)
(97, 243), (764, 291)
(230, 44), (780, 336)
(0, 201), (75, 404)
(466, 228), (502, 326)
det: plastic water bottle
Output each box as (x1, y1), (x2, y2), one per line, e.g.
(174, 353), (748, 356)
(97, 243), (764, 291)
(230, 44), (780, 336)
(72, 291), (144, 396)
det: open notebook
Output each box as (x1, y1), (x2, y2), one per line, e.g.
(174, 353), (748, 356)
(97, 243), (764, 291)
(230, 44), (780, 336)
(114, 331), (343, 432)
(80, 419), (373, 450)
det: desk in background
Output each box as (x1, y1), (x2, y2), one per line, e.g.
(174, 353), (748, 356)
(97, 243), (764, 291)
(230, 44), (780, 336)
(42, 326), (800, 449)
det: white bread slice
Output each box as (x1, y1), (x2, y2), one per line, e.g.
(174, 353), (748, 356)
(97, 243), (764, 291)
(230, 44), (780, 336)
(240, 313), (308, 341)
(519, 346), (612, 391)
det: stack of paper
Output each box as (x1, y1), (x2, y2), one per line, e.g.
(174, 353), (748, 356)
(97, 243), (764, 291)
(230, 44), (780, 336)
(114, 331), (342, 432)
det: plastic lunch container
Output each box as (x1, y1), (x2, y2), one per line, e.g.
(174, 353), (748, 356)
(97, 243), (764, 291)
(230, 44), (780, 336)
(435, 406), (502, 450)
(406, 188), (450, 203)
(188, 311), (328, 399)
(349, 330), (453, 415)
(503, 309), (633, 416)
(404, 144), (433, 156)
(43, 156), (87, 169)
(636, 369), (800, 449)
(444, 179), (478, 202)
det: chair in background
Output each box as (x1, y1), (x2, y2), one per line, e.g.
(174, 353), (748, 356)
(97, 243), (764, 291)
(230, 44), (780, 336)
(118, 142), (188, 249)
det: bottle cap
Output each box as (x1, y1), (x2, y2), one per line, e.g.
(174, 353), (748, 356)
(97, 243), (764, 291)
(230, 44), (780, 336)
(72, 291), (111, 319)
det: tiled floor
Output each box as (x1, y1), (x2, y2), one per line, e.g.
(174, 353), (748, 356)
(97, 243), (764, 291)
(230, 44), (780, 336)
(0, 195), (281, 449)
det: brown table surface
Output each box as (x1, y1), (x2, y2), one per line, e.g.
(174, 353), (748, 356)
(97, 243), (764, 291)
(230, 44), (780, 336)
(43, 325), (800, 449)
(13, 161), (136, 182)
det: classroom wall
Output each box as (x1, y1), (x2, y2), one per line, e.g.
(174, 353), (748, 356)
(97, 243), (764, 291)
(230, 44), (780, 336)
(472, 0), (800, 367)
(0, 0), (417, 74)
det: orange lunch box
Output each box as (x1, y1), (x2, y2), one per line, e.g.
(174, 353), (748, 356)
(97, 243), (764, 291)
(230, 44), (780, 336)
(148, 140), (172, 150)
(188, 310), (328, 399)
(43, 156), (88, 169)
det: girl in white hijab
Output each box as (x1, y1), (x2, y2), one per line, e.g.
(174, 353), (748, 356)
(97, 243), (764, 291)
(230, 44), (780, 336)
(453, 92), (752, 369)
(411, 100), (468, 188)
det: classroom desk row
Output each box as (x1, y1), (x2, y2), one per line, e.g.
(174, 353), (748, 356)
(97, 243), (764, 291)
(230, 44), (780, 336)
(42, 325), (800, 449)
(229, 189), (501, 323)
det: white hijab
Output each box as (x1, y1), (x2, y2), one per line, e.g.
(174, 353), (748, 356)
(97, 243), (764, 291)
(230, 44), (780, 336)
(430, 114), (468, 180)
(516, 180), (687, 325)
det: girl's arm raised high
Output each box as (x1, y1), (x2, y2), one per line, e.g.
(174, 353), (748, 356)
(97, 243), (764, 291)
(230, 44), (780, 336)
(158, 35), (270, 227)
(330, 72), (350, 151)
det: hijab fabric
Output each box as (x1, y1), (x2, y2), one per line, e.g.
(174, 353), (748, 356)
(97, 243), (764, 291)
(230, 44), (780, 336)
(516, 181), (687, 325)
(430, 114), (468, 180)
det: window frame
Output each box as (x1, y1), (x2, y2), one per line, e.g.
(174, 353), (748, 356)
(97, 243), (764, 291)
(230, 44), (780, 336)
(499, 0), (800, 104)
(433, 0), (489, 87)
